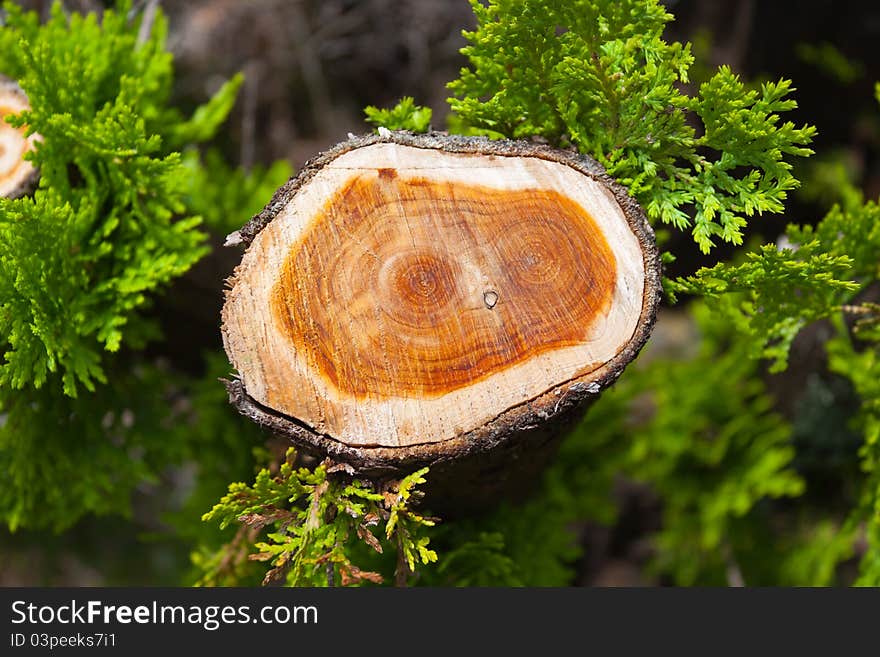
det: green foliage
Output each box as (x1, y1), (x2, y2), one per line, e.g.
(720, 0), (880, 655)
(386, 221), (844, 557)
(788, 199), (880, 280)
(448, 0), (815, 253)
(197, 404), (626, 587)
(433, 532), (522, 587)
(0, 2), (280, 533)
(795, 151), (864, 211)
(188, 0), (880, 590)
(0, 364), (184, 531)
(796, 42), (863, 85)
(384, 468), (438, 577)
(826, 320), (880, 585)
(667, 245), (857, 371)
(183, 150), (292, 236)
(159, 352), (266, 543)
(659, 89), (880, 582)
(364, 96), (432, 133)
(0, 0), (239, 396)
(659, 101), (880, 582)
(624, 304), (805, 584)
(167, 76), (243, 148)
(668, 196), (880, 371)
(199, 449), (436, 586)
(0, 349), (259, 533)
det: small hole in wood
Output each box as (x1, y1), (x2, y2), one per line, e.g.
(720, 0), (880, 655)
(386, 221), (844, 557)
(483, 290), (498, 309)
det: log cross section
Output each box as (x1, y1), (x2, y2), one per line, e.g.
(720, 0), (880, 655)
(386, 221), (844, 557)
(222, 133), (660, 471)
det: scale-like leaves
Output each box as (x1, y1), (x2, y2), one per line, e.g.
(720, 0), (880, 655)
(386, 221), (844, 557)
(0, 1), (241, 395)
(449, 0), (815, 252)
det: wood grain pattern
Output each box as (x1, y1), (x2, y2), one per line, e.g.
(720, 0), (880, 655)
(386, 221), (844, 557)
(270, 173), (617, 399)
(223, 136), (654, 452)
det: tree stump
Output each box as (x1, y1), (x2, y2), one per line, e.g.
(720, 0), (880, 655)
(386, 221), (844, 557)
(0, 81), (39, 199)
(222, 132), (661, 510)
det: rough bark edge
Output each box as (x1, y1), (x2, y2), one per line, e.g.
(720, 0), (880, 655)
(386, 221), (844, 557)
(0, 79), (40, 199)
(223, 131), (662, 477)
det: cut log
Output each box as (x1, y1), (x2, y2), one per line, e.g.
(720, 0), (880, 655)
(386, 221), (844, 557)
(0, 81), (39, 199)
(222, 132), (660, 506)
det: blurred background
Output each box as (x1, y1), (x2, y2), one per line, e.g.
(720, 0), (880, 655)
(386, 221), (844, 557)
(2, 0), (880, 586)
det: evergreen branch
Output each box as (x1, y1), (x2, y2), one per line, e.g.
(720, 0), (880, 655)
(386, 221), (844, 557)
(667, 243), (858, 371)
(668, 196), (880, 371)
(0, 0), (240, 396)
(364, 96), (432, 133)
(447, 0), (815, 253)
(200, 449), (436, 587)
